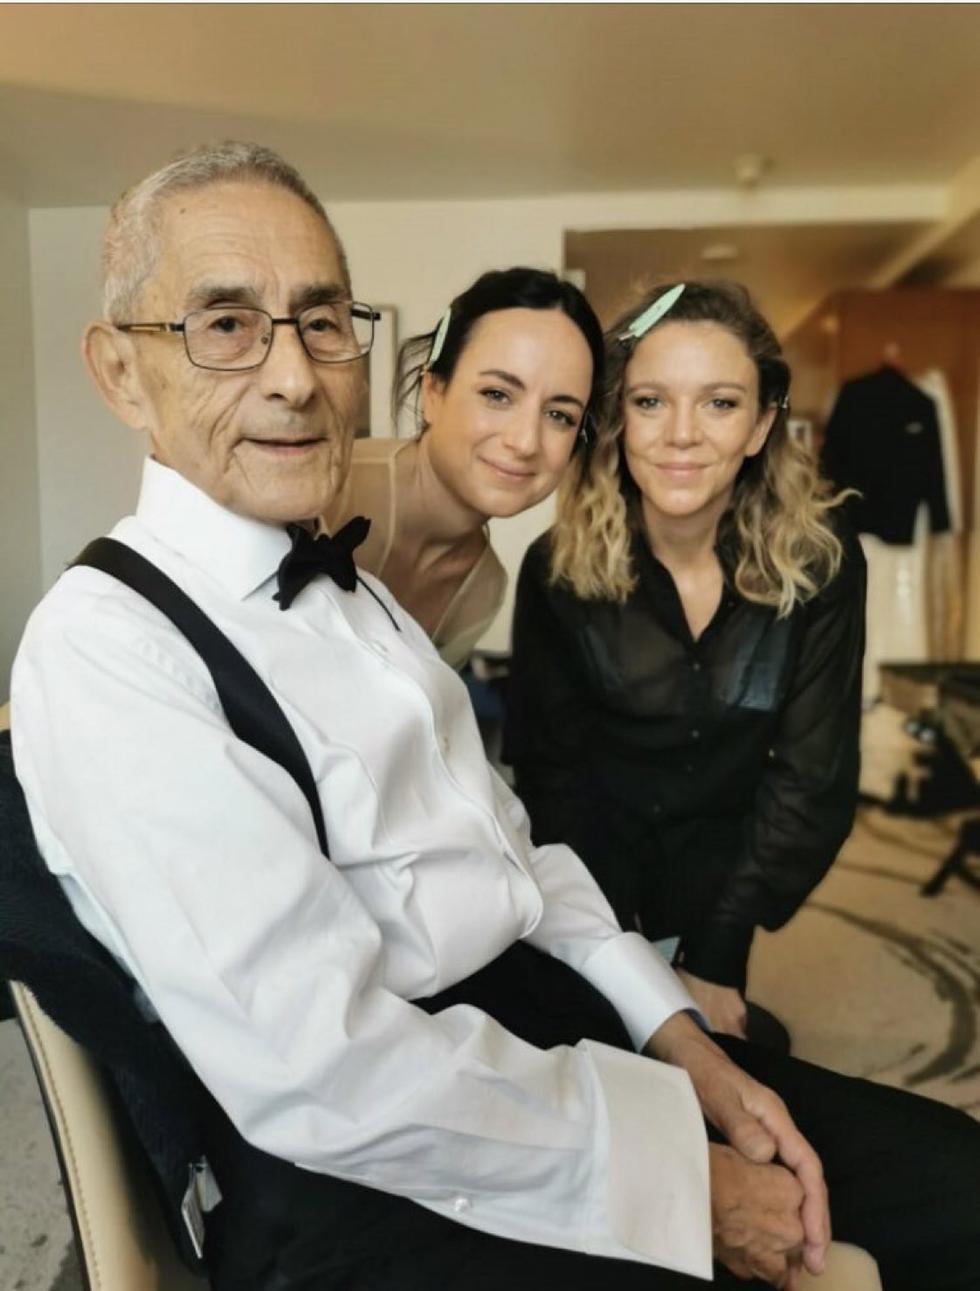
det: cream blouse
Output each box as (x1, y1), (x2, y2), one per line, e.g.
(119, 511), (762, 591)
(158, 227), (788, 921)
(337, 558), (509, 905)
(326, 437), (507, 669)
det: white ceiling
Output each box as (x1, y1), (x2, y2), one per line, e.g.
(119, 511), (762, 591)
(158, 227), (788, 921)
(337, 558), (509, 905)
(1, 3), (979, 205)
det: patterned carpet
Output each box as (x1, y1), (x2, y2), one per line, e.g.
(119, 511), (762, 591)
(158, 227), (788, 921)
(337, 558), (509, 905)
(2, 806), (977, 1290)
(751, 805), (980, 1117)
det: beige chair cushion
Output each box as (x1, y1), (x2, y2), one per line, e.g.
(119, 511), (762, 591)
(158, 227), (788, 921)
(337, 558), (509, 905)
(11, 982), (203, 1290)
(801, 1240), (882, 1290)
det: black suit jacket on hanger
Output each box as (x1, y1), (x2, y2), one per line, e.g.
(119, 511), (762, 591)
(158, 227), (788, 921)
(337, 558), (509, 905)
(820, 365), (949, 545)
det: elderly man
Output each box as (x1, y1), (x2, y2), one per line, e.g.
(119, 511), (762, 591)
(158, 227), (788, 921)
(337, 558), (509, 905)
(10, 144), (980, 1291)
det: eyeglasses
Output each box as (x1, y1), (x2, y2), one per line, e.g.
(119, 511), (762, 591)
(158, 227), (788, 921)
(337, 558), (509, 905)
(116, 301), (381, 371)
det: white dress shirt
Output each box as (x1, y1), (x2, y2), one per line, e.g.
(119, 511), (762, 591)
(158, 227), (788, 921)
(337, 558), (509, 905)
(12, 460), (710, 1278)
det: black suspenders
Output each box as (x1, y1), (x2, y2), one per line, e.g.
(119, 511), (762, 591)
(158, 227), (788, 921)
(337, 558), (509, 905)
(73, 537), (329, 857)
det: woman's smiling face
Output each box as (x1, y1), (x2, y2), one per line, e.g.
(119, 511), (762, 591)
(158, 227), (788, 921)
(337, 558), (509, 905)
(622, 320), (775, 527)
(420, 307), (593, 520)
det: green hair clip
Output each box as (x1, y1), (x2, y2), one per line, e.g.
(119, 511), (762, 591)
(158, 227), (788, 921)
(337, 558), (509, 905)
(427, 307), (452, 367)
(618, 283), (686, 345)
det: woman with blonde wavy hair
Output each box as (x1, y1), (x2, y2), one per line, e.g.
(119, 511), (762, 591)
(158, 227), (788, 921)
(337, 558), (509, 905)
(505, 280), (865, 1047)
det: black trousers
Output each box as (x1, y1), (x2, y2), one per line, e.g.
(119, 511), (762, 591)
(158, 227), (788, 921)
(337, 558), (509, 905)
(203, 944), (980, 1290)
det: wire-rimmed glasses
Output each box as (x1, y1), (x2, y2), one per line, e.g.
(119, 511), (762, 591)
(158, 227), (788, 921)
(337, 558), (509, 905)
(116, 301), (381, 371)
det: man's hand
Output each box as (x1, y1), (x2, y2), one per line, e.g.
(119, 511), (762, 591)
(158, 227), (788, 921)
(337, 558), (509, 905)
(710, 1143), (806, 1288)
(647, 1013), (830, 1277)
(676, 969), (748, 1038)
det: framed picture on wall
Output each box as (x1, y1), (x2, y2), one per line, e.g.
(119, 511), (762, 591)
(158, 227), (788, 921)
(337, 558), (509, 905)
(355, 305), (398, 438)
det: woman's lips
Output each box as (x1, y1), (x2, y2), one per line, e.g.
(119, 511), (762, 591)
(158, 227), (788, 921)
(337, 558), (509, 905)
(480, 458), (535, 483)
(655, 462), (706, 478)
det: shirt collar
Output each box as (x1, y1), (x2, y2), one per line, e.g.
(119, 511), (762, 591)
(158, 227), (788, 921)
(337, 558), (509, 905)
(134, 458), (293, 601)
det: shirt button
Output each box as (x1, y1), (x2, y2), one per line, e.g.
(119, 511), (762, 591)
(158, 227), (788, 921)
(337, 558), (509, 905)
(691, 729), (701, 740)
(452, 1196), (471, 1214)
(653, 804), (663, 816)
(691, 660), (702, 672)
(685, 763), (694, 773)
(440, 734), (451, 756)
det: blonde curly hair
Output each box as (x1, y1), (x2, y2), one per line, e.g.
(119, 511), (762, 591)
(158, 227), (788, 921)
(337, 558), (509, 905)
(550, 280), (848, 617)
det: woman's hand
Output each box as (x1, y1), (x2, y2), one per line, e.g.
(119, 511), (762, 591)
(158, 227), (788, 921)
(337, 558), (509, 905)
(676, 968), (748, 1038)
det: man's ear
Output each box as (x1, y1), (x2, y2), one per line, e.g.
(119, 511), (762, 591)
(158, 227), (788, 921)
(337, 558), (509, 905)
(82, 322), (152, 432)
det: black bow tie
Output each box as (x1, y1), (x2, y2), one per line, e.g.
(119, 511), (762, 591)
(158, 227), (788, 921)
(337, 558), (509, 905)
(275, 516), (371, 609)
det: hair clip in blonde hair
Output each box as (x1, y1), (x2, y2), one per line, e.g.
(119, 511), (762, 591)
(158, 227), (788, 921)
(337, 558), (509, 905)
(618, 283), (686, 344)
(427, 307), (452, 368)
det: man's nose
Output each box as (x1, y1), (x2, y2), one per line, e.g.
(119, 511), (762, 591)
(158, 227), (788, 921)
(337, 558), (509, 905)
(256, 322), (318, 406)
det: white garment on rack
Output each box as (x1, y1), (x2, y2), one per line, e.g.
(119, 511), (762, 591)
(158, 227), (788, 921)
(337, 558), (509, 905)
(915, 369), (961, 532)
(965, 373), (980, 660)
(860, 504), (930, 702)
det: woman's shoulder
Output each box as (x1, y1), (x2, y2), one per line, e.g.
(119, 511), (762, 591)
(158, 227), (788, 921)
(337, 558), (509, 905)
(350, 436), (411, 467)
(519, 529), (556, 586)
(323, 438), (409, 571)
(813, 507), (866, 607)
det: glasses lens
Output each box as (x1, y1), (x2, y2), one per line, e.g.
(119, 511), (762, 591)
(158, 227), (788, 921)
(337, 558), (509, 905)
(185, 308), (270, 369)
(300, 302), (373, 363)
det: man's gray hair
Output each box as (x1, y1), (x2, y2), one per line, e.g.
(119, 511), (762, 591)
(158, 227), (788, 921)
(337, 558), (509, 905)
(101, 141), (349, 321)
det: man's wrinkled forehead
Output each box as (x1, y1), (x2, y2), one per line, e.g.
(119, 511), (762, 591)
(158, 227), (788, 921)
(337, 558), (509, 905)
(148, 180), (349, 312)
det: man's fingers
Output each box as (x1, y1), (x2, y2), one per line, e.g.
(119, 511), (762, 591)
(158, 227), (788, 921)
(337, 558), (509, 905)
(748, 1091), (830, 1261)
(726, 1107), (778, 1163)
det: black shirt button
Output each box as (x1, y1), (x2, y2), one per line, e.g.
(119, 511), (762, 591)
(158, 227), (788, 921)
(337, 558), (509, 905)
(691, 660), (702, 672)
(691, 729), (701, 740)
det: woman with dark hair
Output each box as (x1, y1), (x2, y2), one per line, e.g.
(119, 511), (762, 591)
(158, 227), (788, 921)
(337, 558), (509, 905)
(506, 281), (865, 1043)
(325, 267), (604, 667)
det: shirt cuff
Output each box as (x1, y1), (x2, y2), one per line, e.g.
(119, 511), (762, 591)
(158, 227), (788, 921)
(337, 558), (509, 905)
(577, 931), (703, 1050)
(678, 923), (755, 992)
(582, 1039), (712, 1278)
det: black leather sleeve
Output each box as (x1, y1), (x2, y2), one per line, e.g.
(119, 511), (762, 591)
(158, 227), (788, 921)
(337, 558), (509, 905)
(504, 536), (598, 863)
(680, 529), (867, 987)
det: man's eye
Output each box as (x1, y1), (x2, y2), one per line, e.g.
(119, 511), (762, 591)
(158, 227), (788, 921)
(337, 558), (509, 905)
(633, 395), (660, 410)
(210, 314), (244, 334)
(710, 398), (738, 410)
(305, 315), (341, 334)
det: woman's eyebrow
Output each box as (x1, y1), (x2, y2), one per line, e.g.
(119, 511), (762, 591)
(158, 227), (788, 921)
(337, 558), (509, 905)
(478, 369), (585, 408)
(625, 379), (749, 395)
(478, 368), (524, 389)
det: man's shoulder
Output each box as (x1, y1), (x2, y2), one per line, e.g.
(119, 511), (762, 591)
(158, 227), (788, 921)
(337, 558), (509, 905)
(15, 532), (216, 702)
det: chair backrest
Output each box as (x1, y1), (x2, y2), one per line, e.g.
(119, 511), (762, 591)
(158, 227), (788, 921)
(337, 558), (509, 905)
(10, 980), (205, 1291)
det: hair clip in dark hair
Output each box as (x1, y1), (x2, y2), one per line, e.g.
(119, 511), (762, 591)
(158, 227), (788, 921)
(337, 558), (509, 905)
(778, 394), (790, 411)
(426, 307), (452, 368)
(617, 284), (686, 346)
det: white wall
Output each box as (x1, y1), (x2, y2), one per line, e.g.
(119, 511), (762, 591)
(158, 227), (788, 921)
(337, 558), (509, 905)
(28, 207), (146, 590)
(0, 193), (41, 695)
(27, 182), (943, 649)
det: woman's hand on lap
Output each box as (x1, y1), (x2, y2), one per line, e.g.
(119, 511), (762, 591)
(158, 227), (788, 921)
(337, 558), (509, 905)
(676, 968), (748, 1038)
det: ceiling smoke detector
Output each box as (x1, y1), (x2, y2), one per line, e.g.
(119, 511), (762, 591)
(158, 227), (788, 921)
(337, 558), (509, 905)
(733, 154), (772, 189)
